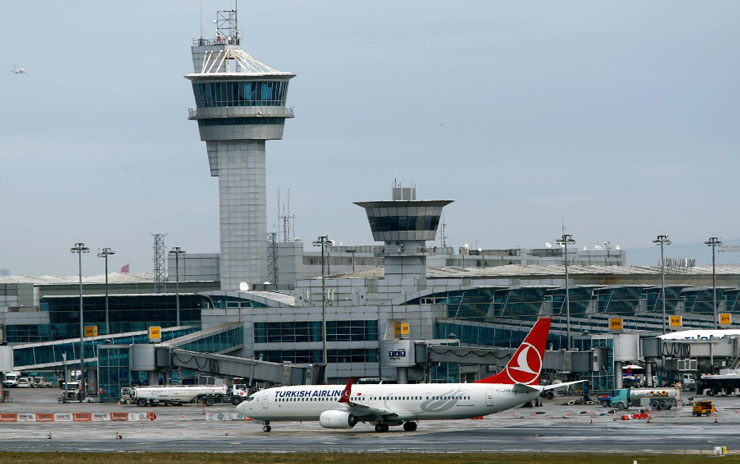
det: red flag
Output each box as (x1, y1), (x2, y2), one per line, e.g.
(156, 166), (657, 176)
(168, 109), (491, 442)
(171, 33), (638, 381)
(120, 264), (129, 273)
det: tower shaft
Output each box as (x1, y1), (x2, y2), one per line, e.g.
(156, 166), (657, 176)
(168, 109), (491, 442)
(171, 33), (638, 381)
(209, 140), (267, 290)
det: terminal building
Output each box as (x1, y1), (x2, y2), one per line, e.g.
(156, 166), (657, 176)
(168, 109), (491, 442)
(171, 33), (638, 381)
(2, 7), (740, 399)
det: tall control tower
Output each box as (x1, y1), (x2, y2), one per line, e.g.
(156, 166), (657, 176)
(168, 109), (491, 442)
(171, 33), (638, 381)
(185, 8), (294, 291)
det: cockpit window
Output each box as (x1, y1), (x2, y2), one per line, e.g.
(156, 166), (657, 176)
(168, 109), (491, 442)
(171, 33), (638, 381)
(246, 395), (255, 402)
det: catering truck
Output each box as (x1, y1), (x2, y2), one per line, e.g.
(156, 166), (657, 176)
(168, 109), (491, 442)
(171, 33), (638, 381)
(130, 385), (227, 407)
(608, 387), (680, 410)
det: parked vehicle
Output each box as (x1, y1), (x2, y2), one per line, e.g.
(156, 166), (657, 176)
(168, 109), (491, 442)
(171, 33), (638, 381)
(230, 384), (250, 405)
(607, 387), (680, 410)
(2, 372), (22, 388)
(131, 385), (227, 407)
(30, 377), (52, 388)
(16, 377), (32, 388)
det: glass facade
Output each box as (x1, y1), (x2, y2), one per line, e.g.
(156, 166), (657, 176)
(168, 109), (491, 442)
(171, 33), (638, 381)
(429, 362), (460, 383)
(177, 327), (243, 353)
(546, 288), (592, 316)
(435, 321), (570, 351)
(39, 294), (206, 339)
(5, 324), (52, 343)
(97, 345), (131, 402)
(408, 289), (497, 321)
(254, 320), (378, 344)
(683, 288), (721, 314)
(208, 295), (267, 309)
(12, 327), (198, 369)
(593, 287), (644, 314)
(255, 349), (378, 364)
(645, 286), (683, 313)
(192, 81), (288, 107)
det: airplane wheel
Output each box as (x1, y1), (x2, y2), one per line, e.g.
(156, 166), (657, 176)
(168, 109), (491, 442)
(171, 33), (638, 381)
(403, 422), (417, 432)
(375, 423), (389, 433)
(263, 425), (271, 432)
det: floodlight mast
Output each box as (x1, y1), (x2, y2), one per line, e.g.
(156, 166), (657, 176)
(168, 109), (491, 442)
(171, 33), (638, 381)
(70, 242), (90, 397)
(653, 235), (671, 334)
(705, 237), (722, 329)
(556, 233), (576, 350)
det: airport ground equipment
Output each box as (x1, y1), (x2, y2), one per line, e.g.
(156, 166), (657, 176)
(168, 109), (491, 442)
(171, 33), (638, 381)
(131, 385), (227, 407)
(608, 386), (680, 410)
(692, 400), (716, 416)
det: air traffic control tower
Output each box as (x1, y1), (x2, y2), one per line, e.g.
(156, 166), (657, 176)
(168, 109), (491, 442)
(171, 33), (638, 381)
(186, 9), (294, 291)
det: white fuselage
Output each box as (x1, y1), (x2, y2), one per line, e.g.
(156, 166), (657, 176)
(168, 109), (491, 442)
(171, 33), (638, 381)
(237, 383), (538, 422)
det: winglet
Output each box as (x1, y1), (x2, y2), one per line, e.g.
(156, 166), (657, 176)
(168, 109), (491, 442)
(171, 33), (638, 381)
(338, 378), (353, 403)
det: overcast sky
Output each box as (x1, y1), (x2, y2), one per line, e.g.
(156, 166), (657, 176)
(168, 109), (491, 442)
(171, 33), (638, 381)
(2, 1), (740, 276)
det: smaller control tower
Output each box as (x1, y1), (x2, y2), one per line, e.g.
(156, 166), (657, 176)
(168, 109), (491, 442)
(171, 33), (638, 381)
(185, 8), (295, 291)
(355, 187), (452, 281)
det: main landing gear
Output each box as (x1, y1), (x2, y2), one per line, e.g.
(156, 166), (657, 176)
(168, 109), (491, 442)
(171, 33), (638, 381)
(403, 421), (417, 432)
(374, 423), (389, 433)
(263, 421), (271, 432)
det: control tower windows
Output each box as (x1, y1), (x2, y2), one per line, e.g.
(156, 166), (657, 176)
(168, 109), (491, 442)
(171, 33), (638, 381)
(368, 215), (440, 232)
(192, 81), (288, 107)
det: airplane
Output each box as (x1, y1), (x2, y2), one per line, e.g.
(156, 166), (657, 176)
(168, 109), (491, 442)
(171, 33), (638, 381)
(237, 317), (585, 432)
(10, 67), (28, 74)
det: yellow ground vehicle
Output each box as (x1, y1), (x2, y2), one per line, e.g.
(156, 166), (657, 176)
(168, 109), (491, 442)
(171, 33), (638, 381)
(692, 401), (716, 416)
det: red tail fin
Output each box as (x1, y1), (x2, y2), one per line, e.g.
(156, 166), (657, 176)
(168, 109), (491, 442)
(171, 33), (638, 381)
(338, 378), (353, 403)
(474, 317), (551, 385)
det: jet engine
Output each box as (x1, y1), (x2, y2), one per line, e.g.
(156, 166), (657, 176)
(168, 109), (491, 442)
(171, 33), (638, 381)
(319, 410), (358, 429)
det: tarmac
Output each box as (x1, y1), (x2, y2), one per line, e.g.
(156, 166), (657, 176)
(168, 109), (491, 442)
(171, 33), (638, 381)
(1, 388), (740, 454)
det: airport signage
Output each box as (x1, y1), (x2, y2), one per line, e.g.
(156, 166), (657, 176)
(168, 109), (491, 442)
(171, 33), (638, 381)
(720, 313), (732, 325)
(84, 326), (98, 337)
(609, 318), (623, 331)
(670, 315), (682, 327)
(148, 326), (162, 343)
(388, 349), (406, 359)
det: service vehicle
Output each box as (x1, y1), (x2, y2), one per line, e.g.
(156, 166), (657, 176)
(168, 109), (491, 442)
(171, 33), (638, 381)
(692, 400), (716, 416)
(230, 384), (250, 405)
(131, 385), (227, 407)
(3, 372), (22, 388)
(607, 386), (680, 410)
(58, 382), (82, 402)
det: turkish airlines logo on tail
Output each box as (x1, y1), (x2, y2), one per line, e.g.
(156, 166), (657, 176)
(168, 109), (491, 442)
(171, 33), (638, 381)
(505, 342), (542, 385)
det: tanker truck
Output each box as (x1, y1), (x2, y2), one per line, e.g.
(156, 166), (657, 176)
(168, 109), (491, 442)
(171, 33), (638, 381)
(607, 386), (680, 410)
(130, 385), (227, 407)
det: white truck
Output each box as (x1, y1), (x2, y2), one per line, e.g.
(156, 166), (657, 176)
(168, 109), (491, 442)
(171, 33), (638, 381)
(3, 372), (22, 388)
(130, 385), (227, 407)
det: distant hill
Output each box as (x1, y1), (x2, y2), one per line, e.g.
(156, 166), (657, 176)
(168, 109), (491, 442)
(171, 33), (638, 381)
(626, 238), (740, 267)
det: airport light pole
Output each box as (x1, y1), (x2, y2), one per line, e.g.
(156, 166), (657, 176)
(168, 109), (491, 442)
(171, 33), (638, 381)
(313, 235), (331, 373)
(97, 248), (115, 335)
(653, 235), (671, 334)
(705, 237), (722, 329)
(556, 233), (575, 350)
(70, 242), (89, 391)
(169, 247), (186, 327)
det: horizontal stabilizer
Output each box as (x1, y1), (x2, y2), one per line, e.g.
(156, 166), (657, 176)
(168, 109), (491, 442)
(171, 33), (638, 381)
(512, 383), (539, 394)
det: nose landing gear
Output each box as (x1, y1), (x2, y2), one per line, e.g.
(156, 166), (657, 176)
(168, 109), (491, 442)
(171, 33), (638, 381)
(263, 421), (271, 432)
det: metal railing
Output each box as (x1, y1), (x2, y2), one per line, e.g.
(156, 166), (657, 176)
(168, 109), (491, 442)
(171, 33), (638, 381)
(188, 106), (295, 119)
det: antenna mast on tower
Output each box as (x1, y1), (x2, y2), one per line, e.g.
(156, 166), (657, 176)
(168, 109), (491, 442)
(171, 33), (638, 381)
(152, 233), (167, 293)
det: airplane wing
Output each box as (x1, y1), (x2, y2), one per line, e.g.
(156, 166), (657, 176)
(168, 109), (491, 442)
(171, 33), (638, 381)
(537, 380), (588, 391)
(513, 380), (587, 394)
(338, 378), (398, 421)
